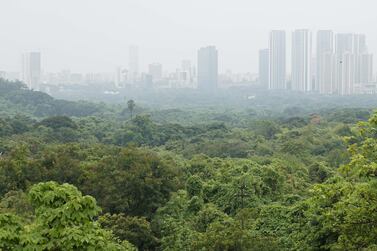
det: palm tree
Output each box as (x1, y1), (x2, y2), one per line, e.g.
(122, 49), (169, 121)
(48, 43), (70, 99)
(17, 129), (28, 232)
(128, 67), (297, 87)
(127, 99), (136, 119)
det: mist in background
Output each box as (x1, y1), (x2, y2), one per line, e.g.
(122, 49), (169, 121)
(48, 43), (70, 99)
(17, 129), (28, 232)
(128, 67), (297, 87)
(1, 0), (377, 73)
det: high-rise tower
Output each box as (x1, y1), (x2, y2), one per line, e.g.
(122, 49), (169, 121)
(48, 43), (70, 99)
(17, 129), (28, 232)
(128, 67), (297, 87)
(269, 30), (286, 89)
(197, 46), (218, 91)
(21, 52), (41, 90)
(291, 29), (312, 92)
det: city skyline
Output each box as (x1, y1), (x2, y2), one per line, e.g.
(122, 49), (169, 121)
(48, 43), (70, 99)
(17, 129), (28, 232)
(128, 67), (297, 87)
(1, 0), (377, 73)
(2, 29), (377, 76)
(3, 31), (376, 85)
(4, 28), (375, 96)
(261, 30), (374, 95)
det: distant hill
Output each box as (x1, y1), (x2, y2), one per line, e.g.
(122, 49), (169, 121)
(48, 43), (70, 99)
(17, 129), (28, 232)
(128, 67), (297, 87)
(0, 78), (104, 117)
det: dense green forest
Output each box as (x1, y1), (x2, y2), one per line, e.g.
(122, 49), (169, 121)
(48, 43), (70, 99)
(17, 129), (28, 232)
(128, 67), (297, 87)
(1, 78), (377, 250)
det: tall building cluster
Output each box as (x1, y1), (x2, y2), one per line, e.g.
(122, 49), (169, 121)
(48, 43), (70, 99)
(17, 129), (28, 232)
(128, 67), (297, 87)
(113, 46), (199, 89)
(259, 30), (375, 95)
(3, 34), (374, 95)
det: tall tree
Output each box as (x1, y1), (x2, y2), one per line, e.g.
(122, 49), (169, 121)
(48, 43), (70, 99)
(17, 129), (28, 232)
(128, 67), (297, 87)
(127, 100), (136, 119)
(0, 182), (136, 250)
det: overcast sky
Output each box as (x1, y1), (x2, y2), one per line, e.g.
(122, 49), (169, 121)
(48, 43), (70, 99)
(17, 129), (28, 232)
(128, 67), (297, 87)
(1, 0), (376, 74)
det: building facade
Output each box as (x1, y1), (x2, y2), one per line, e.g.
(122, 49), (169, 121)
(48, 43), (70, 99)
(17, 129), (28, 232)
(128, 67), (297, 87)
(197, 46), (218, 91)
(148, 63), (163, 81)
(291, 29), (312, 92)
(317, 30), (335, 94)
(22, 52), (41, 90)
(269, 30), (286, 89)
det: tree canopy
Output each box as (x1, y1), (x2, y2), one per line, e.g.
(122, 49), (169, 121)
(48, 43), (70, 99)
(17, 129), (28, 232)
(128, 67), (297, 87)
(2, 77), (377, 250)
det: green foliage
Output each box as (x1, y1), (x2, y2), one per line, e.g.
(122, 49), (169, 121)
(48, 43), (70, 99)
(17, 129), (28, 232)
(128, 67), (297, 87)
(0, 78), (103, 117)
(99, 213), (158, 250)
(82, 147), (182, 216)
(286, 111), (377, 250)
(0, 190), (33, 220)
(186, 175), (203, 197)
(250, 120), (281, 140)
(0, 213), (23, 250)
(38, 116), (78, 130)
(0, 182), (136, 250)
(3, 81), (377, 250)
(127, 99), (136, 119)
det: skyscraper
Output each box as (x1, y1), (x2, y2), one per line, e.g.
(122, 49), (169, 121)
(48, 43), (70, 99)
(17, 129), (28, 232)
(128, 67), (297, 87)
(269, 30), (286, 89)
(128, 45), (139, 84)
(291, 29), (312, 92)
(197, 46), (218, 91)
(317, 30), (335, 94)
(335, 34), (356, 95)
(182, 60), (192, 72)
(114, 67), (122, 88)
(319, 53), (336, 94)
(353, 34), (373, 84)
(338, 53), (356, 95)
(148, 63), (162, 81)
(359, 53), (373, 83)
(258, 49), (269, 88)
(181, 60), (195, 85)
(335, 33), (354, 55)
(353, 34), (367, 55)
(21, 52), (41, 90)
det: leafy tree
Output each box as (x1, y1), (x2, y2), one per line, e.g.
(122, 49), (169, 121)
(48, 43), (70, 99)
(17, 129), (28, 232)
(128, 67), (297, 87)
(0, 213), (23, 250)
(127, 100), (136, 119)
(308, 162), (333, 183)
(186, 175), (203, 197)
(251, 120), (281, 140)
(0, 145), (36, 197)
(99, 213), (158, 250)
(82, 147), (182, 216)
(0, 190), (33, 220)
(0, 182), (136, 250)
(38, 116), (78, 130)
(0, 118), (13, 137)
(290, 111), (377, 250)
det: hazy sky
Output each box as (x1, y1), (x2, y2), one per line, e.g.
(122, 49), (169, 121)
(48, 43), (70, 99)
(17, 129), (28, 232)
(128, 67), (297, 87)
(1, 0), (376, 73)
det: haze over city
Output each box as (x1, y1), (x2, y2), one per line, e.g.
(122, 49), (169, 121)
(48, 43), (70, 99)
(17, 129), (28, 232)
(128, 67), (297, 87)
(4, 1), (377, 250)
(1, 0), (377, 73)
